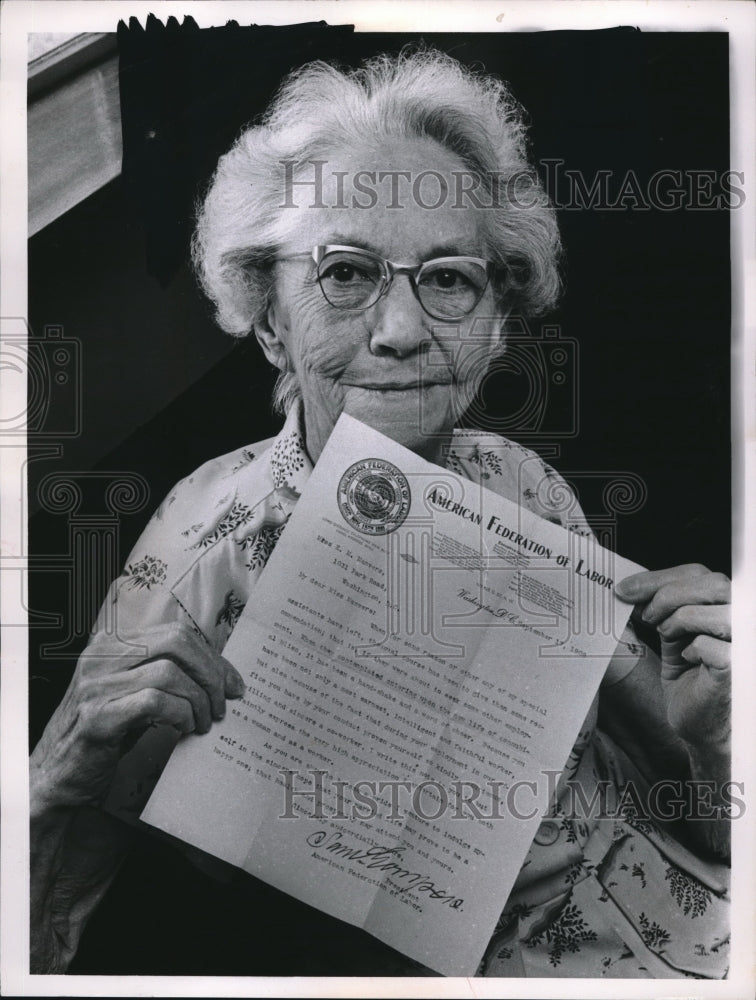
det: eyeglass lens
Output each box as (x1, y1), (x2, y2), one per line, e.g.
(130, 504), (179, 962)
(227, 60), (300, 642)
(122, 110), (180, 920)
(316, 249), (488, 319)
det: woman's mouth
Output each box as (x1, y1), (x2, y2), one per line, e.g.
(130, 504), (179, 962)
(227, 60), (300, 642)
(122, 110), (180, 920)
(344, 379), (451, 392)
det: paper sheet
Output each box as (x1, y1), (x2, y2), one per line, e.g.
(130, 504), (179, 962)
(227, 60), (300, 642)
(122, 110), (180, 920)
(142, 414), (642, 975)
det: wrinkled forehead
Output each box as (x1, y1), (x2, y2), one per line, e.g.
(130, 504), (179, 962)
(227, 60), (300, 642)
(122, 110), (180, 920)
(274, 135), (490, 262)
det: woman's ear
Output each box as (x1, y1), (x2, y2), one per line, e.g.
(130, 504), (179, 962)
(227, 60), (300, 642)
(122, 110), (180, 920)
(253, 304), (290, 372)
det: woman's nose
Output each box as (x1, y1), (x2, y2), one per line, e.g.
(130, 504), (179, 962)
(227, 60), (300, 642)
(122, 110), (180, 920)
(368, 275), (427, 358)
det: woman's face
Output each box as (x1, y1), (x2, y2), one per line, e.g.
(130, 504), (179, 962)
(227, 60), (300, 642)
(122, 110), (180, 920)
(258, 136), (505, 464)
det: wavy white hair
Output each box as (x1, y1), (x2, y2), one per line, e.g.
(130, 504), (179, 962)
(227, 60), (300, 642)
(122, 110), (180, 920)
(192, 48), (562, 414)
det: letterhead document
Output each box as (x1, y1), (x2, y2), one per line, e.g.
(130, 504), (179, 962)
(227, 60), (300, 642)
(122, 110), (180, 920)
(142, 414), (643, 976)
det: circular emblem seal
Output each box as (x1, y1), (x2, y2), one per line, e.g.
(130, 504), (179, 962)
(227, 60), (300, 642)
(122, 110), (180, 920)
(337, 459), (411, 535)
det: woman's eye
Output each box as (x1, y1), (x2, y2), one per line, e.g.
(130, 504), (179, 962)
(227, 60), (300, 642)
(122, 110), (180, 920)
(321, 261), (373, 283)
(329, 264), (358, 283)
(427, 269), (468, 289)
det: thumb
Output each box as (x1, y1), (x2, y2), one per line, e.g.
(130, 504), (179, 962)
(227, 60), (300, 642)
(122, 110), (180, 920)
(221, 658), (245, 698)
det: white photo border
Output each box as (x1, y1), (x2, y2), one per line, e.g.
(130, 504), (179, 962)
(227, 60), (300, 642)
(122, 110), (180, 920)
(1, 2), (754, 997)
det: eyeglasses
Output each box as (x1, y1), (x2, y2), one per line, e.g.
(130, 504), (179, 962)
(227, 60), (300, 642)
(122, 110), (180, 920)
(276, 245), (499, 321)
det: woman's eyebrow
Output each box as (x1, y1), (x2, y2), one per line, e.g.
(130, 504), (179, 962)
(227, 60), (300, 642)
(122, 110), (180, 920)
(324, 235), (482, 259)
(425, 241), (481, 259)
(326, 234), (379, 253)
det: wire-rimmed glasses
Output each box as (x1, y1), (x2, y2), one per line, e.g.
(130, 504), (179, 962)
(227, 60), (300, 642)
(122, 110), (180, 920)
(277, 245), (500, 321)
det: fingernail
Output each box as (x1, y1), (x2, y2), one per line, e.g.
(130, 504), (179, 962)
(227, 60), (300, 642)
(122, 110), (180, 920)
(230, 674), (245, 698)
(616, 578), (637, 599)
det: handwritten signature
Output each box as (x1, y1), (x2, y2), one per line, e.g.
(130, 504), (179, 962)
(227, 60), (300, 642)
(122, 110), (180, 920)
(457, 587), (517, 621)
(306, 830), (464, 909)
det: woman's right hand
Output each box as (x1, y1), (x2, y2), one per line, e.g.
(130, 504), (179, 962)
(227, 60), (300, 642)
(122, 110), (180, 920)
(30, 621), (244, 971)
(31, 621), (245, 809)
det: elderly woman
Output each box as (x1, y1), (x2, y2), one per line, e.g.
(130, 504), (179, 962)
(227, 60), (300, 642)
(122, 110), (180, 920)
(31, 49), (731, 977)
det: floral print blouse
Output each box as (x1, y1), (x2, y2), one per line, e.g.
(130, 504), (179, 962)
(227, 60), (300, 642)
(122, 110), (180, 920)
(99, 404), (729, 979)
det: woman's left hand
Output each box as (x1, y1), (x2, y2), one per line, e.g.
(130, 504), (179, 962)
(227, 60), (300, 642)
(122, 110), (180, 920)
(616, 564), (731, 755)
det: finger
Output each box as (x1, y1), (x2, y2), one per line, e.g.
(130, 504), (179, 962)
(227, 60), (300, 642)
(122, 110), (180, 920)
(80, 623), (245, 718)
(658, 604), (731, 642)
(80, 688), (196, 743)
(659, 637), (691, 681)
(144, 626), (245, 705)
(91, 660), (212, 733)
(139, 624), (226, 719)
(134, 624), (238, 720)
(660, 632), (731, 683)
(221, 657), (246, 698)
(615, 564), (710, 603)
(163, 627), (246, 709)
(80, 622), (207, 674)
(681, 635), (731, 675)
(127, 659), (213, 733)
(642, 574), (730, 626)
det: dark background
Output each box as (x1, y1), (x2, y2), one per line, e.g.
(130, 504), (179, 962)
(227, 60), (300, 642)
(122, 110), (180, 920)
(28, 21), (731, 974)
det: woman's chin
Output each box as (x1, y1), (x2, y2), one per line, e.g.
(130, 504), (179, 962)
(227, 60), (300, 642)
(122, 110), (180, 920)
(342, 384), (454, 458)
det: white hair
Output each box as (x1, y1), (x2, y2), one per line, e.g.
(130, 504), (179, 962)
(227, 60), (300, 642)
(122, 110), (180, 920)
(192, 47), (562, 413)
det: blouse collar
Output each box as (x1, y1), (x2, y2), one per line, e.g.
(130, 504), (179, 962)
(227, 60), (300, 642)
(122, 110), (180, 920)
(270, 402), (313, 496)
